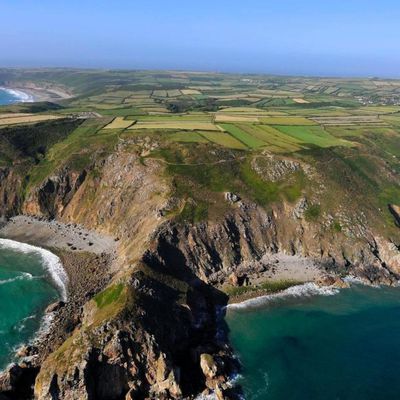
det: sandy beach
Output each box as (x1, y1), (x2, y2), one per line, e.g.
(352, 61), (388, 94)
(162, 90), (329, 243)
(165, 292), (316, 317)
(1, 83), (73, 103)
(222, 252), (327, 304)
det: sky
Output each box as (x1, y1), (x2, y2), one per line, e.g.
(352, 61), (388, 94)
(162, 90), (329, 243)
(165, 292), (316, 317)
(1, 0), (400, 77)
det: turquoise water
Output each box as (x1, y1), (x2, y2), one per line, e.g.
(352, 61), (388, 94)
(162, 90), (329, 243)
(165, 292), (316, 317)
(226, 284), (400, 400)
(0, 244), (60, 369)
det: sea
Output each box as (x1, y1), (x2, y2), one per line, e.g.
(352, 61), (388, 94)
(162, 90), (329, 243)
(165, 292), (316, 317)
(226, 283), (400, 400)
(0, 87), (34, 104)
(0, 90), (60, 369)
(0, 239), (67, 369)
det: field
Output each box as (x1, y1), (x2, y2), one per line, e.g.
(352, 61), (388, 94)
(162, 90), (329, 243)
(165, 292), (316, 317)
(0, 113), (62, 126)
(199, 131), (247, 149)
(104, 117), (134, 129)
(1, 68), (400, 233)
(129, 121), (220, 131)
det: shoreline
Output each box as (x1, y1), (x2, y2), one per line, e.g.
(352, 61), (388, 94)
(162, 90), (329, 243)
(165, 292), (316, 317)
(0, 83), (73, 103)
(226, 274), (379, 311)
(0, 215), (117, 375)
(0, 238), (68, 300)
(226, 281), (340, 310)
(0, 87), (35, 103)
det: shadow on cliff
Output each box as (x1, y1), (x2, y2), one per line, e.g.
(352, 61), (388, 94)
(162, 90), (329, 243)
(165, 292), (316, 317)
(140, 230), (242, 399)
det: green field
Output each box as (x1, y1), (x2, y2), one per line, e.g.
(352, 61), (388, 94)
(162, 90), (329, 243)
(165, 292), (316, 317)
(275, 125), (354, 148)
(1, 68), (400, 235)
(199, 131), (247, 149)
(220, 124), (266, 149)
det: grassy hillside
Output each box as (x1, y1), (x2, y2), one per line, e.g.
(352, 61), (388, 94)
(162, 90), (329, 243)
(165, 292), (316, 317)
(0, 69), (399, 238)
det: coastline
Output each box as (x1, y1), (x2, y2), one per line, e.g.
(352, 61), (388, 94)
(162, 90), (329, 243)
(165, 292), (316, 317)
(226, 281), (340, 310)
(0, 87), (35, 103)
(0, 238), (68, 300)
(0, 215), (117, 376)
(0, 83), (72, 103)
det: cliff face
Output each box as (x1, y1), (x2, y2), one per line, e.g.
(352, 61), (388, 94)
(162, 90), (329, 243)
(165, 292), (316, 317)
(0, 167), (23, 218)
(1, 145), (400, 399)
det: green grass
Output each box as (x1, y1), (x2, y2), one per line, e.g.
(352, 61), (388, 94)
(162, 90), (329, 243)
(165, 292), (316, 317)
(94, 283), (124, 309)
(276, 125), (353, 148)
(239, 159), (304, 206)
(168, 131), (209, 143)
(26, 119), (117, 192)
(176, 199), (209, 223)
(236, 124), (305, 153)
(220, 123), (266, 148)
(199, 130), (247, 149)
(305, 204), (321, 221)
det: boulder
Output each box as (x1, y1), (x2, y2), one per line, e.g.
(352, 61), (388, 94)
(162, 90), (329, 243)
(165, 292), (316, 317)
(45, 301), (65, 314)
(200, 354), (218, 380)
(224, 192), (240, 203)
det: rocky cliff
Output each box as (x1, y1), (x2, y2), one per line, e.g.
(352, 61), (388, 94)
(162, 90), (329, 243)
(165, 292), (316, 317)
(0, 138), (399, 399)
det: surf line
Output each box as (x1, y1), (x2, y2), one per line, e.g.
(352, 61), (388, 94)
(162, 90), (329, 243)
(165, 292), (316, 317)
(0, 238), (68, 300)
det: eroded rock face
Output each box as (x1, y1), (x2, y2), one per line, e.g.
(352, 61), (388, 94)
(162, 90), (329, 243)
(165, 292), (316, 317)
(0, 168), (23, 218)
(1, 145), (400, 399)
(24, 168), (87, 218)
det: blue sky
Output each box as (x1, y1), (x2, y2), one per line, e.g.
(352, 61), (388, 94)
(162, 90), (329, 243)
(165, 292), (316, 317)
(1, 0), (400, 77)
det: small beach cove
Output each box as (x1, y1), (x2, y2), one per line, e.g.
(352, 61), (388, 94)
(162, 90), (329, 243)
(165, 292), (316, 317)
(0, 239), (65, 369)
(0, 215), (117, 374)
(225, 282), (400, 400)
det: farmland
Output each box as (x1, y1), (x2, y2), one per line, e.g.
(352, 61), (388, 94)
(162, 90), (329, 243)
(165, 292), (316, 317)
(1, 68), (400, 234)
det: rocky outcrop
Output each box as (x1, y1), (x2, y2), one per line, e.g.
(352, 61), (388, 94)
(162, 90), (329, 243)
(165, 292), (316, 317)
(24, 168), (88, 218)
(0, 167), (23, 218)
(1, 143), (400, 399)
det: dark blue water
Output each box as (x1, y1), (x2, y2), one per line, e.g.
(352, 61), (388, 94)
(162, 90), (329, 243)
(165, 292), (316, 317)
(226, 284), (400, 400)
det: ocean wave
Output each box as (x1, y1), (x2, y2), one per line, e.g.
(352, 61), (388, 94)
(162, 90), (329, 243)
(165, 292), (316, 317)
(0, 238), (68, 300)
(227, 282), (339, 310)
(14, 314), (37, 333)
(0, 272), (33, 285)
(0, 87), (34, 103)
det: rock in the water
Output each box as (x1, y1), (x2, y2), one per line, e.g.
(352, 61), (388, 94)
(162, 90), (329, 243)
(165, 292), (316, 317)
(200, 353), (218, 380)
(316, 275), (349, 288)
(45, 301), (65, 314)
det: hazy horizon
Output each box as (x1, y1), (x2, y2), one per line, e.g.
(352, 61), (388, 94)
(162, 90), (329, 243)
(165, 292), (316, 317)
(2, 0), (400, 78)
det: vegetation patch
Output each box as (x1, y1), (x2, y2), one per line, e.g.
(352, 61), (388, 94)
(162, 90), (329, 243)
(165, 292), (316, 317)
(94, 283), (125, 309)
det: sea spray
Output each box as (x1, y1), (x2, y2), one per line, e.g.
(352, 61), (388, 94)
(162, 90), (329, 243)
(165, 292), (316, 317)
(0, 238), (68, 300)
(227, 282), (339, 311)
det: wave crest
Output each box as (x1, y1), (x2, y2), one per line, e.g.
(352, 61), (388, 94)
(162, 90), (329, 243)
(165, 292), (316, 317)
(228, 282), (339, 310)
(0, 239), (68, 300)
(0, 87), (34, 103)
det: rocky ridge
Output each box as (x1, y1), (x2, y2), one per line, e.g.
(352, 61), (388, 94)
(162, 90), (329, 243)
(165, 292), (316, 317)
(0, 145), (399, 399)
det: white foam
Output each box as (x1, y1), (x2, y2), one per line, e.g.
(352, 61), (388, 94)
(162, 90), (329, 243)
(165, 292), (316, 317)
(0, 272), (33, 285)
(0, 87), (34, 103)
(0, 238), (68, 300)
(227, 282), (339, 310)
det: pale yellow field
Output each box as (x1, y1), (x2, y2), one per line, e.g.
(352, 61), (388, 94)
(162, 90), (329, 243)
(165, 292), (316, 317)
(128, 121), (220, 131)
(104, 117), (134, 129)
(260, 117), (316, 125)
(0, 115), (62, 126)
(181, 89), (202, 95)
(214, 114), (259, 123)
(311, 115), (383, 125)
(0, 113), (31, 119)
(152, 90), (168, 97)
(293, 98), (310, 104)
